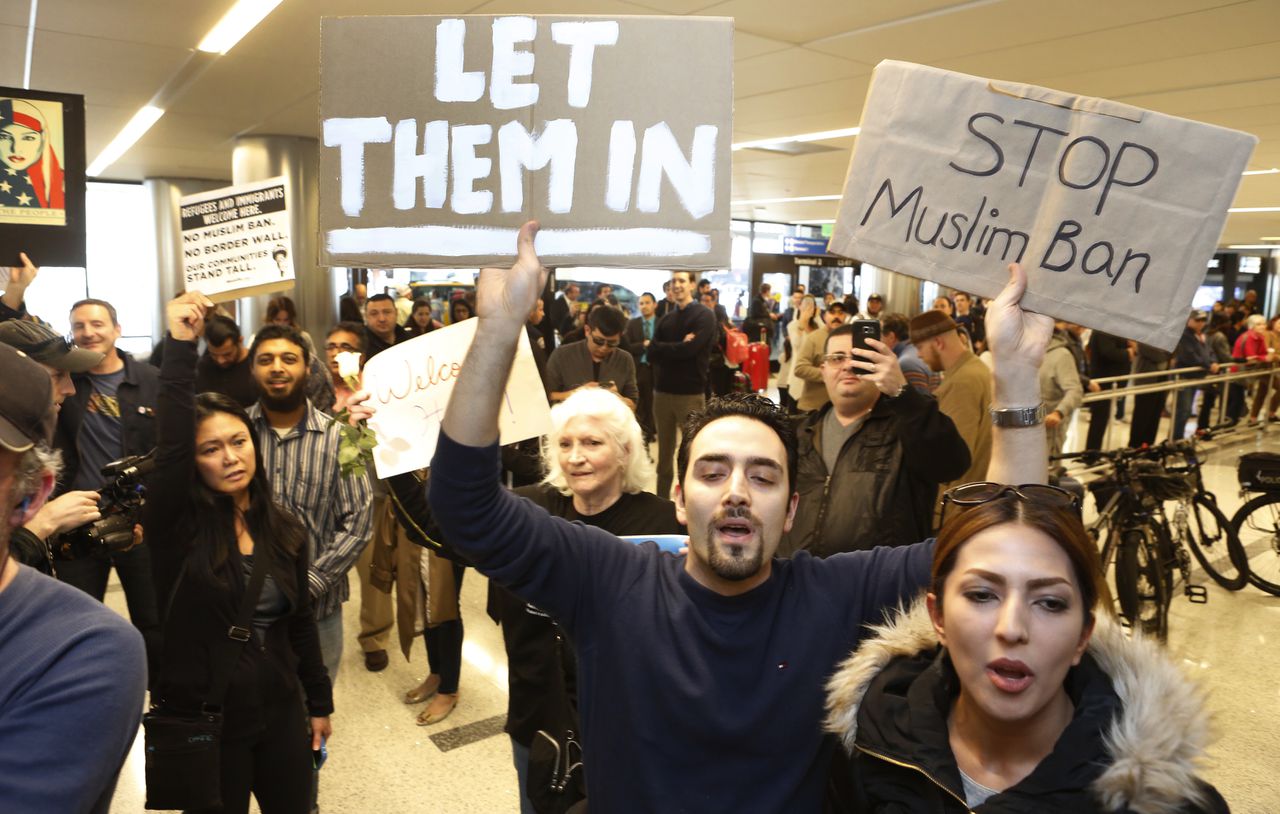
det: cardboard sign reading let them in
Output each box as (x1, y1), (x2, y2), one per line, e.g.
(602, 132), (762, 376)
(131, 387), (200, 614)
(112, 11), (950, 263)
(829, 61), (1257, 351)
(180, 177), (295, 303)
(362, 319), (550, 478)
(319, 15), (732, 270)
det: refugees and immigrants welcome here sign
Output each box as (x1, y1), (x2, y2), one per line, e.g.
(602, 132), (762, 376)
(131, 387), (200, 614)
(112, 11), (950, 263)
(318, 15), (732, 270)
(179, 176), (295, 302)
(829, 61), (1257, 351)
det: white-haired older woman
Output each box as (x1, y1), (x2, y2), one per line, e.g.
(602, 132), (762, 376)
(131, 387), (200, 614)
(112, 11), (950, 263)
(494, 386), (684, 813)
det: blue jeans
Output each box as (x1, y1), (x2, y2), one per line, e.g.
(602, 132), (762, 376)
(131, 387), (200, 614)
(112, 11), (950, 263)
(1174, 386), (1198, 439)
(315, 607), (344, 684)
(511, 736), (536, 814)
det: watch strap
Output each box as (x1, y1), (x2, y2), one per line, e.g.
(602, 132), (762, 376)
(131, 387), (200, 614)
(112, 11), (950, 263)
(989, 403), (1046, 428)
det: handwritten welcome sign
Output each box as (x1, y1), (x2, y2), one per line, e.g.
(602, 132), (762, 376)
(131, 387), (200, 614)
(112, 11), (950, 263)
(319, 15), (732, 270)
(829, 61), (1257, 351)
(362, 319), (550, 478)
(179, 176), (295, 302)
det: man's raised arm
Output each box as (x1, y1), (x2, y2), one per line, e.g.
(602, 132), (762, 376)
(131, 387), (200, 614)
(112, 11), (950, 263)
(984, 262), (1054, 486)
(442, 221), (546, 445)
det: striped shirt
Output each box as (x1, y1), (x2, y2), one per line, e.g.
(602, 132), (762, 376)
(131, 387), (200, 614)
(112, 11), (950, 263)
(248, 402), (373, 620)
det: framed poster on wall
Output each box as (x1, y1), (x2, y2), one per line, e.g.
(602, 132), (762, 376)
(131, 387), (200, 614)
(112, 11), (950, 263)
(0, 86), (86, 267)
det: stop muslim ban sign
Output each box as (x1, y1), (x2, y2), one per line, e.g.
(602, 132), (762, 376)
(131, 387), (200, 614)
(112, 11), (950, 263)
(319, 15), (732, 270)
(829, 61), (1257, 351)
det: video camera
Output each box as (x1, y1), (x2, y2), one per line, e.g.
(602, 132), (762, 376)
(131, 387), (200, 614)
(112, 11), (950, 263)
(53, 452), (156, 561)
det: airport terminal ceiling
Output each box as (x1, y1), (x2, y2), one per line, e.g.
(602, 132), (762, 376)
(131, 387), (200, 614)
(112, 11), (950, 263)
(1, 0), (1277, 248)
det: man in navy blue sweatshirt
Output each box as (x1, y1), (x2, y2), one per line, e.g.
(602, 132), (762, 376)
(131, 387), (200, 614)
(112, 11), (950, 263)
(423, 222), (1053, 813)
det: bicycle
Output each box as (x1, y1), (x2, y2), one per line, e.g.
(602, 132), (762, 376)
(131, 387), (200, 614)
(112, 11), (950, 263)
(1054, 429), (1242, 641)
(1229, 451), (1280, 596)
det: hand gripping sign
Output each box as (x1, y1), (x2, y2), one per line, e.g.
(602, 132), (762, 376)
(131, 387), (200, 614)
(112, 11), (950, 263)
(319, 15), (733, 270)
(829, 61), (1257, 351)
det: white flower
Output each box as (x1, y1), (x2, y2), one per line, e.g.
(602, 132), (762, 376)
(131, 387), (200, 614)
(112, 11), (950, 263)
(335, 351), (362, 380)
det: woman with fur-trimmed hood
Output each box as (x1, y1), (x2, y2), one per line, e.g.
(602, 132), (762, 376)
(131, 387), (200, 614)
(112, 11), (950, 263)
(825, 482), (1228, 813)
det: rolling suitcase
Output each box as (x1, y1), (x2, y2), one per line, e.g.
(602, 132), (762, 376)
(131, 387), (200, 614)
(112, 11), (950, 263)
(743, 342), (770, 393)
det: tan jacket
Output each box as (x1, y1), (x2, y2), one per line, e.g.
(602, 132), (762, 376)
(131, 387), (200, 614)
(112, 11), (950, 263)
(793, 326), (832, 412)
(934, 349), (992, 488)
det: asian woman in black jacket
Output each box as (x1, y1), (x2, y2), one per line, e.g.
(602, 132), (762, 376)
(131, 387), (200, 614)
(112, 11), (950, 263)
(146, 292), (332, 814)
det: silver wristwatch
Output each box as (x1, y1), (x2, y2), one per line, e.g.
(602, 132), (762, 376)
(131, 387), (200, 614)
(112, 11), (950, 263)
(989, 403), (1046, 428)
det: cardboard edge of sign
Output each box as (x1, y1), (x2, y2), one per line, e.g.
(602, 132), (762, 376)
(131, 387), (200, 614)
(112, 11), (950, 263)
(202, 278), (297, 304)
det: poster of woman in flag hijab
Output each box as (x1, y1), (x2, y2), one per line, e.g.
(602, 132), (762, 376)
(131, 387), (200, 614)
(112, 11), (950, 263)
(0, 97), (66, 224)
(0, 87), (85, 266)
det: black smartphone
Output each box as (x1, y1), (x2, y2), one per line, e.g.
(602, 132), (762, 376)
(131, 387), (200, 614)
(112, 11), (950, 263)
(851, 319), (881, 353)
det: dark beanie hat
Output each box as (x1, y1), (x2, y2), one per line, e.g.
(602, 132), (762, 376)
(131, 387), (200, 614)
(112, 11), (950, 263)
(909, 310), (959, 344)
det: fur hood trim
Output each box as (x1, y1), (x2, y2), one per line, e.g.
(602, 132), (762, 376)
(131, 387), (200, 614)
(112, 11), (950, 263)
(824, 599), (1216, 814)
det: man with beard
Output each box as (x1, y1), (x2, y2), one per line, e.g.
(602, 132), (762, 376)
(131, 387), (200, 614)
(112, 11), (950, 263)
(407, 222), (1051, 813)
(0, 342), (146, 813)
(194, 313), (256, 407)
(247, 325), (372, 682)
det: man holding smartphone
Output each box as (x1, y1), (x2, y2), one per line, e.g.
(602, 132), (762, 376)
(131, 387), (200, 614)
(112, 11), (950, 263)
(781, 323), (970, 557)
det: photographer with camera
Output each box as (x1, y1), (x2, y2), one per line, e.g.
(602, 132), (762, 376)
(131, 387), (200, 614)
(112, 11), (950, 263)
(0, 341), (147, 814)
(0, 319), (109, 573)
(2, 255), (162, 668)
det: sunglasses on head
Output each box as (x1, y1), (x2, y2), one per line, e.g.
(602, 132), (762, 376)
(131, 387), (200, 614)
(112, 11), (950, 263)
(940, 481), (1080, 525)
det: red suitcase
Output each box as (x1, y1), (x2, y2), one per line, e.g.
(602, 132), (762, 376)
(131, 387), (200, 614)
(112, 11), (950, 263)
(743, 342), (770, 393)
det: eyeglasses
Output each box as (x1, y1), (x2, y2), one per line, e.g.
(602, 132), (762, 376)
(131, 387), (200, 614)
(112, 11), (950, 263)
(822, 353), (856, 366)
(325, 342), (361, 353)
(589, 333), (620, 349)
(940, 481), (1081, 525)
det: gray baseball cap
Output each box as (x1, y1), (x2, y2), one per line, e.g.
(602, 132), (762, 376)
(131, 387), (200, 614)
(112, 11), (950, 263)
(0, 342), (54, 452)
(0, 319), (104, 372)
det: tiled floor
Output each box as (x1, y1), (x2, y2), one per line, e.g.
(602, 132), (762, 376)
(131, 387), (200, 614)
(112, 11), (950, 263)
(107, 407), (1280, 813)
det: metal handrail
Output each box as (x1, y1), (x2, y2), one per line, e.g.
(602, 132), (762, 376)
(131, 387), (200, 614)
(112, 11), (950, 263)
(1081, 366), (1273, 402)
(1090, 359), (1276, 386)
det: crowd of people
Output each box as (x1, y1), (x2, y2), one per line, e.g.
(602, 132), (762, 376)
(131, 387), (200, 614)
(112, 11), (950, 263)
(0, 237), (1240, 812)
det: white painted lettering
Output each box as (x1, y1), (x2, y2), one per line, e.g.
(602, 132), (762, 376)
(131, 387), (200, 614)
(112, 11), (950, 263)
(497, 119), (578, 214)
(322, 117), (392, 217)
(435, 19), (484, 102)
(490, 16), (539, 110)
(606, 120), (636, 212)
(551, 21), (619, 108)
(393, 119), (449, 210)
(637, 122), (717, 218)
(450, 124), (494, 215)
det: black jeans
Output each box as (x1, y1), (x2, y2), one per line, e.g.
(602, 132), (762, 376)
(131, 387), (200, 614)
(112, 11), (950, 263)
(188, 695), (313, 814)
(426, 563), (466, 694)
(57, 542), (161, 679)
(1085, 381), (1116, 451)
(1128, 391), (1167, 448)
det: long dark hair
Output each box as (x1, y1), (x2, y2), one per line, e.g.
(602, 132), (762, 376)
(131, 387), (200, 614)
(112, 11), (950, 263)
(183, 392), (305, 600)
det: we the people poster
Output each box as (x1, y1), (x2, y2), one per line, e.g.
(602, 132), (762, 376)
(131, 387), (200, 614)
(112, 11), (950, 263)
(0, 96), (66, 227)
(0, 86), (85, 267)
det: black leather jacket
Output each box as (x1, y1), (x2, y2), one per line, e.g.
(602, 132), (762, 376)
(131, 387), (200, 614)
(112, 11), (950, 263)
(782, 387), (968, 557)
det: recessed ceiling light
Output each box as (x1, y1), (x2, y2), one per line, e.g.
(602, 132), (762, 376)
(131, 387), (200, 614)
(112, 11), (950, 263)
(731, 194), (842, 206)
(198, 0), (285, 55)
(87, 105), (165, 177)
(732, 127), (860, 152)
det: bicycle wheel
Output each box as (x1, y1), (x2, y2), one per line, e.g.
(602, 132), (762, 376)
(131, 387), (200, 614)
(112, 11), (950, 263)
(1115, 527), (1169, 642)
(1231, 493), (1280, 596)
(1183, 494), (1249, 590)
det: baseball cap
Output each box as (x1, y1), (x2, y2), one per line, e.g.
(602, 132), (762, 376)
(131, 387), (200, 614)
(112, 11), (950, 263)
(0, 320), (104, 372)
(909, 310), (960, 344)
(1189, 309), (1208, 321)
(0, 342), (55, 453)
(867, 293), (883, 301)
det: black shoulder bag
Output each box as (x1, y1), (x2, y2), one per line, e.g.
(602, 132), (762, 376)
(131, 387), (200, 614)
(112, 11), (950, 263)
(143, 549), (269, 811)
(528, 624), (588, 814)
